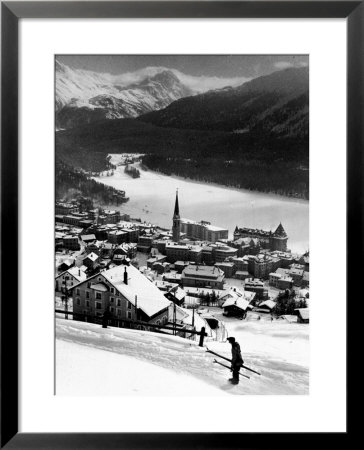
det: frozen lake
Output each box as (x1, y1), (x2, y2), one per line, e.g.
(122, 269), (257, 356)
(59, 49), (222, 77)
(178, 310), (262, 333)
(93, 158), (309, 254)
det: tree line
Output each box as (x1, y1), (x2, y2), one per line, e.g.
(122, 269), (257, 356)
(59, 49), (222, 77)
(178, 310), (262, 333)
(56, 160), (128, 205)
(142, 155), (309, 199)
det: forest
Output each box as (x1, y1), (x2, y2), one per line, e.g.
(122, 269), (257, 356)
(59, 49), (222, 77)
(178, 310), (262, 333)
(142, 155), (309, 199)
(55, 159), (128, 205)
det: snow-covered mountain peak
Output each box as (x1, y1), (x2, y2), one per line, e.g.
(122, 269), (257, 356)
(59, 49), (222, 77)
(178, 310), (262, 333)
(55, 60), (251, 129)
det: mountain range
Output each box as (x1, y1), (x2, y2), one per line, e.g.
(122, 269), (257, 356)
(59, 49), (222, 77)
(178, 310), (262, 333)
(55, 61), (249, 129)
(140, 66), (309, 138)
(56, 64), (309, 198)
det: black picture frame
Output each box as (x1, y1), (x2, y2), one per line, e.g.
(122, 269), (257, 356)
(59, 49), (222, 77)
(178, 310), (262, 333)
(1, 1), (359, 448)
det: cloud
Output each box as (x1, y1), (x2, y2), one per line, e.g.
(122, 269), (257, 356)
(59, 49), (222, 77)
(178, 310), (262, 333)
(112, 66), (250, 93)
(274, 61), (308, 70)
(172, 70), (250, 93)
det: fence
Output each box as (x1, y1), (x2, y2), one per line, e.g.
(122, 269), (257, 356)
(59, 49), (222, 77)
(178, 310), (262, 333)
(55, 309), (208, 346)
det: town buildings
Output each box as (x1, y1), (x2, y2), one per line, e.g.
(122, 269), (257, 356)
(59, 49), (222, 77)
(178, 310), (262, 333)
(55, 192), (309, 340)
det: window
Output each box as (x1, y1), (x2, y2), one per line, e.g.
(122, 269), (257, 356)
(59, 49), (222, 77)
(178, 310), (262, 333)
(96, 292), (101, 300)
(76, 298), (81, 306)
(87, 282), (91, 288)
(86, 291), (90, 299)
(117, 299), (121, 307)
(110, 307), (115, 314)
(76, 288), (80, 296)
(96, 302), (102, 310)
(127, 301), (132, 310)
(86, 300), (90, 308)
(98, 277), (102, 282)
(127, 311), (132, 319)
(110, 287), (115, 294)
(117, 309), (122, 317)
(110, 297), (114, 304)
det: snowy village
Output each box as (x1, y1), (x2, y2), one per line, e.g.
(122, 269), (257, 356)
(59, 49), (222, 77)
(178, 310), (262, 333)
(55, 190), (309, 395)
(55, 56), (309, 395)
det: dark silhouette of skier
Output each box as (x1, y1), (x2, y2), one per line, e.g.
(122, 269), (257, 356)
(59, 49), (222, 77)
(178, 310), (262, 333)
(227, 337), (244, 384)
(102, 308), (110, 328)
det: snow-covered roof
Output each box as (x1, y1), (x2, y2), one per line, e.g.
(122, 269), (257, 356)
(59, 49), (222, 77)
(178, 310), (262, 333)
(67, 266), (87, 282)
(85, 252), (98, 262)
(81, 234), (96, 241)
(281, 315), (298, 323)
(259, 300), (276, 310)
(220, 288), (255, 304)
(102, 265), (171, 318)
(222, 297), (251, 311)
(295, 308), (309, 320)
(171, 287), (186, 301)
(57, 258), (74, 267)
(168, 304), (189, 322)
(170, 305), (211, 334)
(298, 289), (309, 298)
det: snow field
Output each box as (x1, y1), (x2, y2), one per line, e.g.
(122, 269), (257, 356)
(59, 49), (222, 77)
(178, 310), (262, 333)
(56, 318), (309, 395)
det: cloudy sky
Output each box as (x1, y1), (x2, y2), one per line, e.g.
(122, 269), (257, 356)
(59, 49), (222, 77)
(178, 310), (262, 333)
(57, 55), (308, 91)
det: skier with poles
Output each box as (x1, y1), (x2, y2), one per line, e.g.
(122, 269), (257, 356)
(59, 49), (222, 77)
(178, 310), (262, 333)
(227, 336), (244, 385)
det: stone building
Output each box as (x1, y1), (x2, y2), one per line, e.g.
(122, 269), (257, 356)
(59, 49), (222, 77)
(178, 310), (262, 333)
(70, 263), (170, 324)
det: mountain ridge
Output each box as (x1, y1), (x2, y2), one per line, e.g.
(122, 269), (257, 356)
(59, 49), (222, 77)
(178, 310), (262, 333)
(55, 61), (251, 129)
(138, 66), (308, 138)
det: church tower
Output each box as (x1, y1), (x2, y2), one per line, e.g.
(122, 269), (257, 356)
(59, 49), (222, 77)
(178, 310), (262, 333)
(172, 190), (181, 243)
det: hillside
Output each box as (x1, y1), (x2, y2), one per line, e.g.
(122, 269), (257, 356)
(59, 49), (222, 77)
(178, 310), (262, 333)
(56, 318), (309, 395)
(139, 67), (309, 138)
(56, 116), (309, 198)
(55, 67), (309, 198)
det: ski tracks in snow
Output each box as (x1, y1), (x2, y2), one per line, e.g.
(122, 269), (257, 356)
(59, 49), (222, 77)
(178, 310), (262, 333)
(56, 319), (308, 395)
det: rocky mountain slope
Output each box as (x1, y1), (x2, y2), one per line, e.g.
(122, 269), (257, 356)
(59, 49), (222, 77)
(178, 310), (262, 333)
(139, 66), (309, 139)
(56, 61), (193, 129)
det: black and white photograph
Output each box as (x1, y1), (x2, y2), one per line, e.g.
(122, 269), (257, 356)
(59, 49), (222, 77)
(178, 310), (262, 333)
(55, 55), (309, 396)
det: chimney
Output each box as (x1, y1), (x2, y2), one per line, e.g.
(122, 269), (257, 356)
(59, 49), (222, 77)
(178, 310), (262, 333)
(124, 267), (128, 285)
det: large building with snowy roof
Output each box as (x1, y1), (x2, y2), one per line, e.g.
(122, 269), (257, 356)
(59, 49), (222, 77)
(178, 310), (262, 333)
(234, 222), (288, 252)
(180, 218), (228, 243)
(69, 263), (171, 325)
(181, 265), (225, 289)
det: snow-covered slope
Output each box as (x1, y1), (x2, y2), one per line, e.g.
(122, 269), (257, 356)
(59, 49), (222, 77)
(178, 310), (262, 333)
(56, 318), (309, 396)
(56, 61), (193, 128)
(55, 61), (250, 129)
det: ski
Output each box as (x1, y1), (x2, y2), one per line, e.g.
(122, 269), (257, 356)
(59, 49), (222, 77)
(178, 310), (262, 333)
(213, 359), (250, 379)
(206, 348), (261, 376)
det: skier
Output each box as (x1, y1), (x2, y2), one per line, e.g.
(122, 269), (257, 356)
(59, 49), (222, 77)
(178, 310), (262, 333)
(102, 307), (110, 329)
(227, 336), (244, 385)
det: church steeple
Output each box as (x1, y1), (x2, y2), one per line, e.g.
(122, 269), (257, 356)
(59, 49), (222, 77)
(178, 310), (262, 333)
(172, 189), (181, 243)
(174, 190), (180, 217)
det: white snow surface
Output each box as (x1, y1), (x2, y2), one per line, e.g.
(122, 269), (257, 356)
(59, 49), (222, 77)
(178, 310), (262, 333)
(56, 317), (309, 396)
